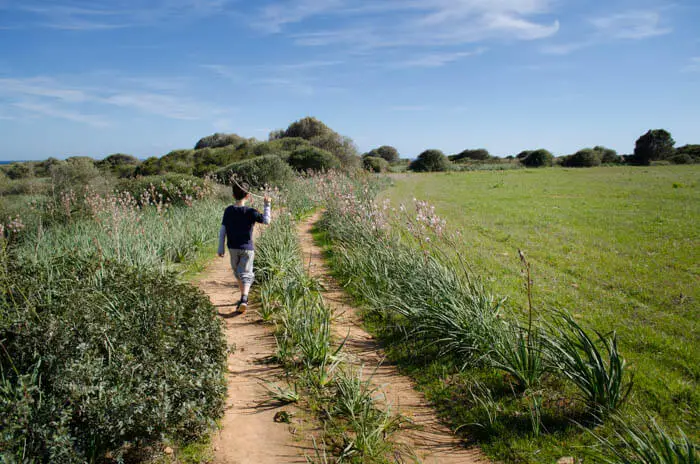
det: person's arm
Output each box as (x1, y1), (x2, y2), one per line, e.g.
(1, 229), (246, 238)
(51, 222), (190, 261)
(262, 197), (271, 225)
(218, 225), (226, 256)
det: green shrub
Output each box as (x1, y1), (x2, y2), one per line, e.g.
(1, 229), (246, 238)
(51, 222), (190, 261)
(6, 162), (34, 180)
(215, 155), (294, 188)
(449, 149), (491, 162)
(362, 156), (389, 173)
(117, 174), (212, 206)
(253, 137), (311, 159)
(194, 132), (247, 150)
(288, 147), (340, 172)
(562, 149), (602, 167)
(522, 149), (554, 167)
(409, 149), (450, 172)
(193, 144), (254, 177)
(631, 129), (675, 165)
(594, 146), (621, 164)
(0, 255), (226, 462)
(669, 154), (695, 165)
(365, 146), (400, 163)
(50, 157), (104, 193)
(676, 144), (700, 161)
(281, 117), (361, 170)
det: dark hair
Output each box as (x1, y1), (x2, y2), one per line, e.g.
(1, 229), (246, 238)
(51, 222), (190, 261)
(232, 183), (249, 201)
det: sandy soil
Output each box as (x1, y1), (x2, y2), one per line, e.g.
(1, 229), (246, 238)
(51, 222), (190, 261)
(197, 255), (306, 464)
(297, 213), (489, 464)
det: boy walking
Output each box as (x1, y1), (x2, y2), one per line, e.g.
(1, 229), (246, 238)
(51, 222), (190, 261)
(218, 183), (271, 313)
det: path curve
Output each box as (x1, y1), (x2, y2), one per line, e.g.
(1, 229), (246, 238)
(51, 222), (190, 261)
(298, 213), (489, 464)
(197, 255), (305, 464)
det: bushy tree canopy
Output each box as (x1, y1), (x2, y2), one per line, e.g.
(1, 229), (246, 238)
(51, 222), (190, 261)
(409, 149), (450, 172)
(363, 156), (389, 173)
(281, 117), (360, 170)
(561, 149), (602, 168)
(521, 149), (553, 168)
(6, 162), (34, 180)
(365, 146), (399, 163)
(593, 146), (621, 164)
(100, 153), (140, 167)
(449, 148), (491, 162)
(288, 146), (341, 172)
(676, 144), (700, 160)
(216, 155), (294, 188)
(194, 133), (247, 150)
(631, 129), (675, 165)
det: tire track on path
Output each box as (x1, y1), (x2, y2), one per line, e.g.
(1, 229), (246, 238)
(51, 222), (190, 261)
(298, 212), (489, 464)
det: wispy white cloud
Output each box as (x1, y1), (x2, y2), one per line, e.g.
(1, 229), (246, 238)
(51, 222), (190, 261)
(9, 0), (235, 30)
(540, 9), (672, 55)
(591, 10), (671, 39)
(0, 74), (228, 126)
(0, 77), (90, 102)
(255, 0), (560, 49)
(13, 101), (109, 127)
(201, 60), (346, 96)
(391, 48), (486, 68)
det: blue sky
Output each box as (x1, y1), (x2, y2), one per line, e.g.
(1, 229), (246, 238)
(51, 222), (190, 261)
(0, 0), (698, 161)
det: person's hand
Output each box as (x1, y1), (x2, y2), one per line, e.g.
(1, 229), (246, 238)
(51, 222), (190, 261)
(218, 253), (225, 258)
(264, 196), (271, 204)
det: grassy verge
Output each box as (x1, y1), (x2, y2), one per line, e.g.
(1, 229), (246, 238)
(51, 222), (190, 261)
(312, 170), (697, 463)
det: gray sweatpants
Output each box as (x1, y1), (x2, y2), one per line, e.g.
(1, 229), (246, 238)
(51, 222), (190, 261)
(229, 249), (255, 285)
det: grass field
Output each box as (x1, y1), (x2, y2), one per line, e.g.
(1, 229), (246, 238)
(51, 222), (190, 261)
(382, 166), (699, 430)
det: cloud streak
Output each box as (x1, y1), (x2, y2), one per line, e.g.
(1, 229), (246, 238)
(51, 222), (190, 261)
(541, 9), (672, 55)
(0, 74), (228, 126)
(253, 0), (560, 50)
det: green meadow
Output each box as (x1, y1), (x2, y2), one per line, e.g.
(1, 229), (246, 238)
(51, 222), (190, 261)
(382, 166), (699, 430)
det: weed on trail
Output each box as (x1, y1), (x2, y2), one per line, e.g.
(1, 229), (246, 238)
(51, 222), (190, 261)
(254, 205), (412, 463)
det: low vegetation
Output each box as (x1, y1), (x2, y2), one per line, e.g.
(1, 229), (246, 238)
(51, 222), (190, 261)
(311, 170), (697, 463)
(253, 188), (409, 463)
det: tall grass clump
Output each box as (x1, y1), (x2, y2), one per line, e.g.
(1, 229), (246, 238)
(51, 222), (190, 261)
(544, 312), (633, 417)
(589, 415), (698, 463)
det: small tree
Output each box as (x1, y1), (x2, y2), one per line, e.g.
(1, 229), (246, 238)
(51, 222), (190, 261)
(288, 147), (341, 172)
(593, 146), (621, 164)
(450, 148), (491, 162)
(409, 149), (450, 172)
(522, 149), (553, 168)
(676, 144), (700, 161)
(6, 162), (34, 180)
(194, 133), (246, 150)
(366, 146), (399, 163)
(631, 129), (675, 165)
(216, 155), (294, 188)
(363, 156), (389, 173)
(561, 149), (602, 167)
(50, 157), (101, 193)
(516, 150), (533, 160)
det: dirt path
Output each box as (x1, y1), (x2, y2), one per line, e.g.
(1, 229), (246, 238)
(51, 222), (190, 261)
(298, 213), (489, 464)
(196, 256), (305, 464)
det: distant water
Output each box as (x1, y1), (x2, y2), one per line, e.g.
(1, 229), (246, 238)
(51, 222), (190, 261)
(0, 161), (15, 165)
